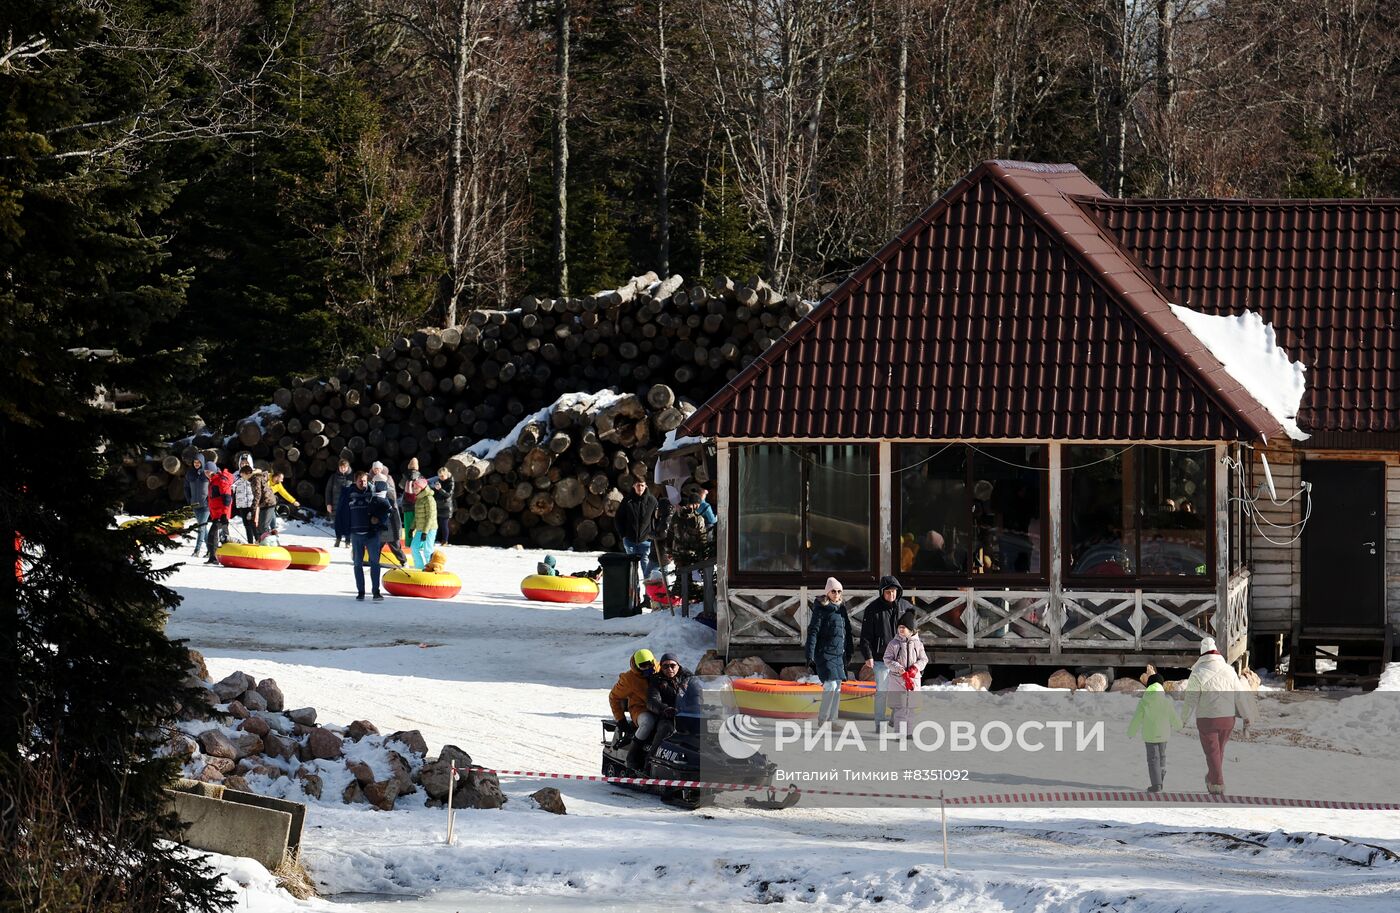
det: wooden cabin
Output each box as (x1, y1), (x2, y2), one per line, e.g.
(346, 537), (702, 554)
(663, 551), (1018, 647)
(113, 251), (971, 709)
(678, 161), (1399, 678)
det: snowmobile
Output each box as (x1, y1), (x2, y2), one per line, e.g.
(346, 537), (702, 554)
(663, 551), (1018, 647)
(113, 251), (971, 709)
(600, 679), (799, 811)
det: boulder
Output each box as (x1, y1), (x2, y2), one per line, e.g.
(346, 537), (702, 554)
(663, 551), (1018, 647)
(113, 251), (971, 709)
(186, 648), (211, 682)
(342, 781), (364, 804)
(254, 678), (285, 712)
(256, 712), (295, 735)
(363, 780), (399, 812)
(346, 760), (375, 786)
(695, 659), (724, 676)
(225, 700), (249, 720)
(197, 729), (238, 761)
(223, 775), (252, 793)
(1047, 669), (1077, 690)
(951, 670), (992, 691)
(287, 707), (317, 726)
(856, 663), (877, 682)
(239, 716), (271, 739)
(386, 730), (429, 757)
(452, 769), (506, 809)
(419, 760), (459, 802)
(212, 671), (256, 703)
(163, 733), (198, 761)
(197, 764), (225, 783)
(437, 744), (473, 769)
(1078, 673), (1109, 693)
(202, 756), (236, 774)
(1240, 667), (1261, 691)
(228, 731), (264, 760)
(387, 751), (415, 796)
(1139, 664), (1158, 685)
(1162, 679), (1188, 693)
(298, 773), (323, 800)
(529, 787), (567, 815)
(239, 689), (268, 712)
(346, 720), (380, 741)
(179, 687), (218, 722)
(1110, 677), (1145, 694)
(779, 665), (809, 682)
(263, 732), (297, 760)
(722, 656), (777, 679)
(306, 728), (344, 761)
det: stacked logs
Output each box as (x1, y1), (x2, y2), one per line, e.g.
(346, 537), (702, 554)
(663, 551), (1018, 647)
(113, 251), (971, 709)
(127, 271), (806, 546)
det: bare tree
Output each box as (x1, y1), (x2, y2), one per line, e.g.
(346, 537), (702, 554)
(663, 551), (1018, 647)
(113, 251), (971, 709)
(553, 0), (570, 296)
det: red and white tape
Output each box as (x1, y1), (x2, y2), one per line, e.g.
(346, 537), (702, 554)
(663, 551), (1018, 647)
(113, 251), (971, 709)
(475, 767), (1400, 810)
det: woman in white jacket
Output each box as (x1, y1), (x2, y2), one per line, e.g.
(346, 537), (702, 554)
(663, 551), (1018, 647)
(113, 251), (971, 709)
(1181, 637), (1256, 795)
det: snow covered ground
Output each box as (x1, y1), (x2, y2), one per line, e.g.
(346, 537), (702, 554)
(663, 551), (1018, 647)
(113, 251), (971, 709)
(163, 524), (1400, 912)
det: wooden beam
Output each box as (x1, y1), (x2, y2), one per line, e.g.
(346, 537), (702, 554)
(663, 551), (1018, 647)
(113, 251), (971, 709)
(1215, 443), (1230, 645)
(878, 441), (892, 577)
(716, 439), (731, 656)
(1048, 442), (1063, 654)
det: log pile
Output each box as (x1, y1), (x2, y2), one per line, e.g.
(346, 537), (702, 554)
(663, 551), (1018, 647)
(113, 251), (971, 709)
(127, 272), (809, 546)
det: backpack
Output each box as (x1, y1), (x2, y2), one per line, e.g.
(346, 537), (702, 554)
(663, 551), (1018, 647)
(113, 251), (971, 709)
(667, 502), (711, 567)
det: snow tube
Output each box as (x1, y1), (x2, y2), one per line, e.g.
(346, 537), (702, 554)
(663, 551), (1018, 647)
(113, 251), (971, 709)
(284, 545), (330, 572)
(520, 574), (599, 604)
(645, 580), (682, 608)
(383, 568), (461, 599)
(361, 544), (403, 568)
(216, 543), (292, 571)
(731, 678), (880, 720)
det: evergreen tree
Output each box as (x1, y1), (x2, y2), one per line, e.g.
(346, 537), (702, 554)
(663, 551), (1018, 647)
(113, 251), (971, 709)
(0, 1), (231, 909)
(693, 154), (762, 282)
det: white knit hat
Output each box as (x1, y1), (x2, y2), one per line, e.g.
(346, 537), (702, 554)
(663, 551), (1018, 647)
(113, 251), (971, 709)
(1199, 636), (1218, 654)
(824, 577), (843, 593)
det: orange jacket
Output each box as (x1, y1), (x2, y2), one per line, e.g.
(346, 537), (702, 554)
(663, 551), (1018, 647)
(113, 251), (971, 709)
(609, 658), (653, 721)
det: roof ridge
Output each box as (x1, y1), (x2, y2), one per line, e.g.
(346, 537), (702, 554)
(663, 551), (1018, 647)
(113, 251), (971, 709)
(1080, 195), (1400, 208)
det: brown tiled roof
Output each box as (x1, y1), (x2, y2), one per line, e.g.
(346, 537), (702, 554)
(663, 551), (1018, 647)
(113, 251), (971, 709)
(1081, 198), (1400, 434)
(682, 161), (1286, 441)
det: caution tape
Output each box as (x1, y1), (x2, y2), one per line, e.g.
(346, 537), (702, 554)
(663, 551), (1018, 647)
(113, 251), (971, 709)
(474, 767), (1400, 810)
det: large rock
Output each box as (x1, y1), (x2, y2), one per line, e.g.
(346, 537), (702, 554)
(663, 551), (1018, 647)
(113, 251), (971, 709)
(287, 707), (317, 726)
(229, 731), (264, 760)
(722, 656), (777, 679)
(951, 670), (992, 691)
(342, 781), (364, 804)
(197, 729), (238, 760)
(779, 665), (809, 682)
(856, 663), (877, 682)
(452, 769), (506, 810)
(239, 716), (271, 739)
(179, 686), (218, 722)
(386, 730), (429, 757)
(363, 780), (400, 812)
(202, 756), (236, 775)
(1110, 677), (1145, 694)
(695, 659), (724, 676)
(224, 699), (249, 720)
(263, 732), (297, 760)
(346, 760), (375, 786)
(419, 760), (458, 802)
(298, 773), (323, 800)
(306, 728), (344, 761)
(257, 712), (295, 734)
(186, 648), (211, 682)
(197, 763), (225, 783)
(254, 678), (285, 712)
(437, 745), (473, 769)
(223, 775), (252, 794)
(1162, 679), (1188, 693)
(529, 787), (567, 815)
(387, 751), (415, 796)
(1240, 667), (1261, 691)
(346, 720), (379, 741)
(1047, 669), (1077, 690)
(1078, 673), (1109, 693)
(239, 689), (268, 713)
(212, 671), (256, 703)
(163, 733), (198, 761)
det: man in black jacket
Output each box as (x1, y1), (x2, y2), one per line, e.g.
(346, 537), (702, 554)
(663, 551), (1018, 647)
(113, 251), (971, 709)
(336, 472), (391, 602)
(615, 478), (659, 580)
(860, 575), (913, 729)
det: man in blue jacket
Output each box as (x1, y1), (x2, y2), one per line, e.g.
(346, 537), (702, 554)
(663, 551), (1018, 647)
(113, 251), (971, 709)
(336, 471), (390, 601)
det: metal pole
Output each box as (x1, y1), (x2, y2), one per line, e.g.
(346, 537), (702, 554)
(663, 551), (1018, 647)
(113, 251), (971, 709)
(445, 762), (458, 845)
(940, 790), (949, 869)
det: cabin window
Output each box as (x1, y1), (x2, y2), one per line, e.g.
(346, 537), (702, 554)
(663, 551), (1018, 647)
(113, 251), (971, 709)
(1065, 445), (1211, 581)
(897, 444), (1044, 578)
(734, 444), (873, 574)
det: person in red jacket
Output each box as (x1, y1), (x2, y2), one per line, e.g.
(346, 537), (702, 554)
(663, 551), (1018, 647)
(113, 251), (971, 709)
(204, 461), (234, 564)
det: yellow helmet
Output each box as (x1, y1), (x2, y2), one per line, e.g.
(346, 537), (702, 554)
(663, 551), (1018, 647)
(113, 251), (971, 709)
(632, 648), (656, 668)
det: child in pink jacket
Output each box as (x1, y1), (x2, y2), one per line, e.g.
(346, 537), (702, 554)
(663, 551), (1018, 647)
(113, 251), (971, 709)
(882, 611), (927, 735)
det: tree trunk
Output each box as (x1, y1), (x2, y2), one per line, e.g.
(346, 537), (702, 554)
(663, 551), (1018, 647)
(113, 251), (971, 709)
(553, 0), (570, 296)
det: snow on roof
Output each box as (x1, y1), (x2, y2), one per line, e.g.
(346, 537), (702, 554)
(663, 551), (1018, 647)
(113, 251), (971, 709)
(660, 428), (703, 453)
(466, 389), (626, 460)
(1170, 305), (1309, 441)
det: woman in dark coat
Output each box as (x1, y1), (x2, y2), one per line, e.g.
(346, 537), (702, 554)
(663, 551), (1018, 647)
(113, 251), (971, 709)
(805, 577), (854, 724)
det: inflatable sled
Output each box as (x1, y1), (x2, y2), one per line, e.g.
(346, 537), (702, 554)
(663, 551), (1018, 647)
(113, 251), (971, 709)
(383, 568), (461, 599)
(216, 543), (292, 571)
(284, 545), (330, 571)
(520, 573), (599, 604)
(730, 678), (881, 720)
(361, 543), (403, 567)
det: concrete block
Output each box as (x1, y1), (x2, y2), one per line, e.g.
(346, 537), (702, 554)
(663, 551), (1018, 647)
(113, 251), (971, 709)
(221, 788), (306, 853)
(166, 790), (291, 872)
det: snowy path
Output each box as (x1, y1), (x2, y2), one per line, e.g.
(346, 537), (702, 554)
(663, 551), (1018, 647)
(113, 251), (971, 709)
(164, 525), (1400, 912)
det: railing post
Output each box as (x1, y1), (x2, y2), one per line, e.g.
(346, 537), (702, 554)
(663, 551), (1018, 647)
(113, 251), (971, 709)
(1214, 442), (1231, 649)
(798, 585), (810, 645)
(964, 589), (977, 649)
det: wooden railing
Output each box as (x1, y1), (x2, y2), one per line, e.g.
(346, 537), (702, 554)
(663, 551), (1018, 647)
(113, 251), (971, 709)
(722, 581), (1245, 656)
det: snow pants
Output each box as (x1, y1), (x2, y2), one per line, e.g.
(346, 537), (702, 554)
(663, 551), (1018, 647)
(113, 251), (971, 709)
(1196, 716), (1234, 788)
(410, 529), (437, 569)
(1145, 741), (1167, 790)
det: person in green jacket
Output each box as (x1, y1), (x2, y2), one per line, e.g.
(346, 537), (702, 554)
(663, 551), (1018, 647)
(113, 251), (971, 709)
(408, 477), (437, 569)
(1127, 674), (1182, 793)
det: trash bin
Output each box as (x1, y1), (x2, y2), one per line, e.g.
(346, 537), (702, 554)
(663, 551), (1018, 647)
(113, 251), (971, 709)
(599, 552), (642, 619)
